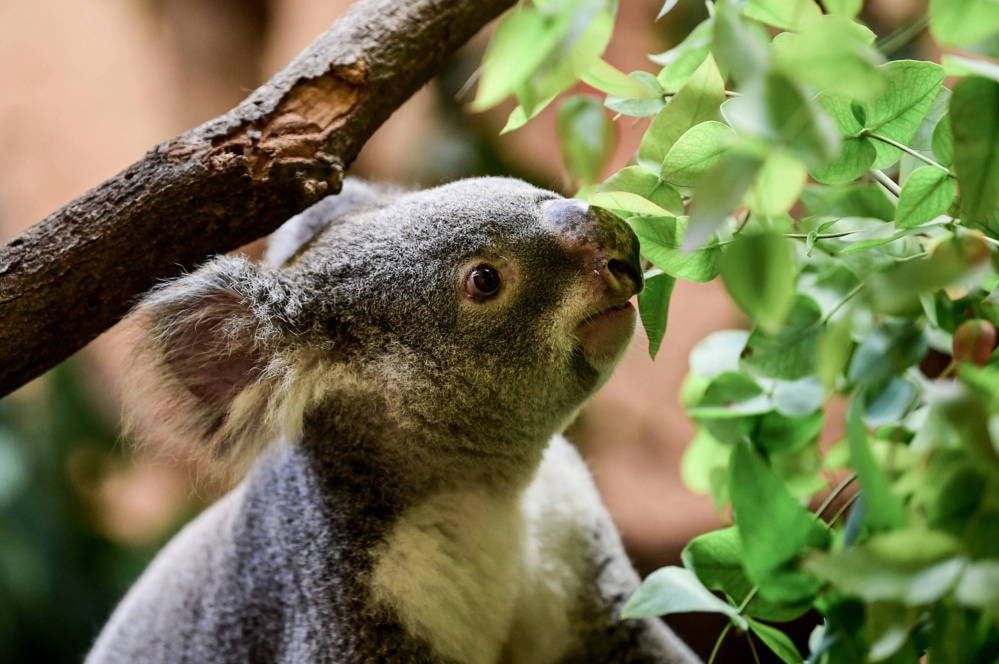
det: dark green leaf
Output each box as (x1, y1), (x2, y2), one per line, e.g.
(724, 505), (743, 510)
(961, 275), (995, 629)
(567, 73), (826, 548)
(847, 318), (928, 386)
(742, 295), (823, 380)
(800, 184), (896, 221)
(748, 618), (803, 664)
(847, 397), (907, 530)
(721, 232), (797, 333)
(864, 60), (946, 169)
(931, 112), (953, 166)
(730, 442), (830, 602)
(683, 527), (813, 622)
(621, 566), (748, 627)
(951, 77), (999, 231)
(638, 271), (675, 358)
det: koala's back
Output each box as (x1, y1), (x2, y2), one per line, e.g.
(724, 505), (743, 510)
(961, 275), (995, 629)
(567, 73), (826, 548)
(86, 444), (439, 664)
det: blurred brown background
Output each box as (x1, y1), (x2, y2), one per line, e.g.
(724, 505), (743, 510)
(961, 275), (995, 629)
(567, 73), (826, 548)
(0, 0), (930, 660)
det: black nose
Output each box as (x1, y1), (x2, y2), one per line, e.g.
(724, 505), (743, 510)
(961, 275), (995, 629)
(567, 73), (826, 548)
(541, 199), (644, 296)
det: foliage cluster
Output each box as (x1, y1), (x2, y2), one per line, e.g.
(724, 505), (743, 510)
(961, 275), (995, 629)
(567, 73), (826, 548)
(476, 0), (999, 661)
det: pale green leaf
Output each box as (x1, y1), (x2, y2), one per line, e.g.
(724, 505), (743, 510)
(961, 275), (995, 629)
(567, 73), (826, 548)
(847, 397), (907, 530)
(652, 18), (714, 92)
(930, 0), (999, 48)
(745, 151), (808, 216)
(742, 0), (822, 31)
(621, 566), (748, 628)
(638, 55), (726, 170)
(582, 59), (660, 98)
(597, 166), (684, 213)
(865, 60), (947, 169)
(895, 166), (957, 228)
(589, 191), (673, 217)
(660, 121), (736, 187)
(686, 151), (764, 249)
(942, 54), (999, 83)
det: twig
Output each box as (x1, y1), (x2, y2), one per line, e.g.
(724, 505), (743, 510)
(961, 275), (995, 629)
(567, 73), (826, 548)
(0, 0), (515, 396)
(870, 169), (902, 197)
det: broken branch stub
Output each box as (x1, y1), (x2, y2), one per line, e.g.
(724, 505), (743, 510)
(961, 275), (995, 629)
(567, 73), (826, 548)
(0, 0), (514, 397)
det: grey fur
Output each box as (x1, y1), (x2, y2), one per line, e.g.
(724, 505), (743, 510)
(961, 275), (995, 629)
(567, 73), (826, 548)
(91, 178), (700, 663)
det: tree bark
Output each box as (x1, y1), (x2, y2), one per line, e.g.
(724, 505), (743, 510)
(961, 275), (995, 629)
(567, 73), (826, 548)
(0, 0), (515, 397)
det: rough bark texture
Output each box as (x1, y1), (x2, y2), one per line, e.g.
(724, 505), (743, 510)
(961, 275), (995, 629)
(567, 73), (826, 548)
(0, 0), (515, 397)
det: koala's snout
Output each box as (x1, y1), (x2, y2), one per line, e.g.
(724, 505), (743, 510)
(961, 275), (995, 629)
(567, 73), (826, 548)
(541, 199), (644, 299)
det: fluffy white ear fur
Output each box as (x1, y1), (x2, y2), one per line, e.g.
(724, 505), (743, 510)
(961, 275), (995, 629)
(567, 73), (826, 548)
(126, 257), (313, 479)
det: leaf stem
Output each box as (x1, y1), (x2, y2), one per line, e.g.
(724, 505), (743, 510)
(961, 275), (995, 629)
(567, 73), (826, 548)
(815, 473), (858, 519)
(829, 490), (862, 527)
(746, 631), (762, 664)
(870, 169), (901, 197)
(862, 131), (953, 175)
(707, 623), (733, 664)
(822, 283), (865, 325)
(876, 14), (930, 56)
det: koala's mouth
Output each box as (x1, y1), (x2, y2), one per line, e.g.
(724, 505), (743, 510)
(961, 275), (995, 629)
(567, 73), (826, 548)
(574, 299), (636, 369)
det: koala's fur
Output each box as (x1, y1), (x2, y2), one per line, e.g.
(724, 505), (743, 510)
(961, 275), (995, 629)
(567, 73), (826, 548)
(88, 178), (700, 663)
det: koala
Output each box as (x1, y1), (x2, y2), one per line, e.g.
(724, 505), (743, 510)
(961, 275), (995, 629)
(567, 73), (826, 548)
(88, 177), (700, 664)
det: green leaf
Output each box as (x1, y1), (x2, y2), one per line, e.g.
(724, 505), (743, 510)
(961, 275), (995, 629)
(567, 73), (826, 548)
(942, 54), (999, 83)
(745, 151), (808, 216)
(638, 55), (725, 170)
(847, 318), (928, 386)
(621, 566), (748, 628)
(721, 232), (797, 334)
(930, 0), (999, 48)
(818, 309), (853, 391)
(805, 531), (964, 605)
(730, 442), (830, 602)
(686, 151), (765, 249)
(895, 166), (957, 228)
(630, 216), (721, 281)
(638, 271), (675, 358)
(951, 77), (999, 230)
(931, 112), (953, 166)
(757, 409), (825, 454)
(690, 372), (772, 420)
(847, 397), (907, 530)
(748, 618), (802, 664)
(557, 95), (615, 185)
(722, 72), (841, 169)
(472, 6), (564, 111)
(682, 428), (733, 506)
(772, 377), (825, 416)
(581, 59), (659, 99)
(683, 527), (812, 622)
(772, 15), (884, 99)
(589, 191), (674, 217)
(516, 3), (616, 117)
(652, 18), (714, 92)
(742, 296), (823, 380)
(596, 166), (684, 213)
(864, 60), (947, 169)
(660, 121), (736, 186)
(742, 0), (822, 31)
(954, 559), (999, 613)
(800, 183), (896, 221)
(712, 2), (771, 85)
(810, 137), (877, 184)
(865, 603), (923, 661)
(690, 330), (750, 378)
(823, 0), (862, 17)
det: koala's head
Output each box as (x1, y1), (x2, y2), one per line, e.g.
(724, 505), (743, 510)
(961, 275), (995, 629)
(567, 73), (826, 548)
(131, 177), (642, 475)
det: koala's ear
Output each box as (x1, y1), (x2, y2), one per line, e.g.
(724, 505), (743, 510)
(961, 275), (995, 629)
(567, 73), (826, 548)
(127, 256), (302, 474)
(264, 177), (407, 267)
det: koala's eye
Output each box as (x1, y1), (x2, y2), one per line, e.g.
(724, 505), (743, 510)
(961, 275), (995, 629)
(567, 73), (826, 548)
(465, 264), (502, 301)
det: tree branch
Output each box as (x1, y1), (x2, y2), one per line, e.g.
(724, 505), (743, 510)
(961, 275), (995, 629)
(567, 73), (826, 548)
(0, 0), (515, 397)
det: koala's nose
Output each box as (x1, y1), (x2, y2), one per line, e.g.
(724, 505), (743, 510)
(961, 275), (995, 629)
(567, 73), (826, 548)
(541, 198), (644, 296)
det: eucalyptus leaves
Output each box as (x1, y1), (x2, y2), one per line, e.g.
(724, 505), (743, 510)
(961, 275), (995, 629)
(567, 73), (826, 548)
(476, 1), (999, 662)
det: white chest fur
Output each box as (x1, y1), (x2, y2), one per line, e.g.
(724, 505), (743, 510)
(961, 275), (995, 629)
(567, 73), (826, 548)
(368, 437), (606, 664)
